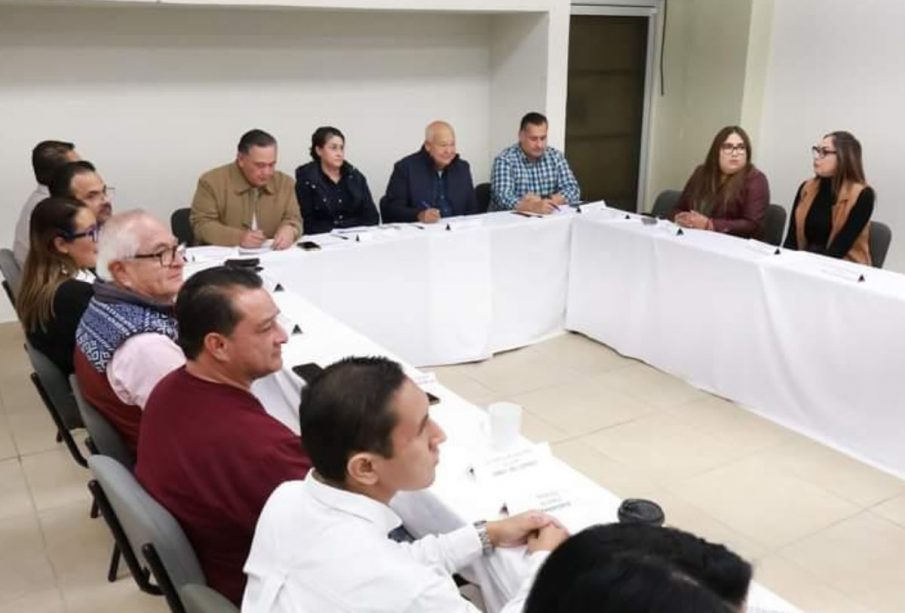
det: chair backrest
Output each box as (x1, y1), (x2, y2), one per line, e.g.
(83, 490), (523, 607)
(869, 220), (892, 269)
(171, 208), (195, 246)
(0, 247), (21, 306)
(70, 374), (135, 470)
(651, 190), (681, 218)
(475, 182), (491, 214)
(24, 341), (83, 431)
(88, 456), (206, 608)
(180, 584), (240, 613)
(763, 204), (787, 246)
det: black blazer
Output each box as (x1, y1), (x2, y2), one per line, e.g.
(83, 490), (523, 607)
(379, 147), (480, 223)
(295, 161), (379, 235)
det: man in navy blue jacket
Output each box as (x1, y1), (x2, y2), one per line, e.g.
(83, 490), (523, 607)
(379, 121), (480, 224)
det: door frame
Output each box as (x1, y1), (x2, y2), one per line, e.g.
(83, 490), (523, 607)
(570, 0), (663, 212)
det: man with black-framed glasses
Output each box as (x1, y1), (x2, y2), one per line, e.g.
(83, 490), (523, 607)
(73, 209), (187, 454)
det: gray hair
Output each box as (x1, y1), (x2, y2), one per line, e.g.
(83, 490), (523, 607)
(95, 209), (155, 280)
(424, 120), (454, 143)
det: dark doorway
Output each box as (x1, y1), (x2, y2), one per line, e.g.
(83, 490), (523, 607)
(566, 15), (649, 211)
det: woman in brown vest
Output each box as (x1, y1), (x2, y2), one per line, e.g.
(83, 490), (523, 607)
(783, 131), (874, 265)
(671, 125), (770, 239)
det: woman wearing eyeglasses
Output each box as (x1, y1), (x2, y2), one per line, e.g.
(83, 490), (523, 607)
(783, 131), (874, 264)
(670, 125), (770, 238)
(16, 197), (98, 374)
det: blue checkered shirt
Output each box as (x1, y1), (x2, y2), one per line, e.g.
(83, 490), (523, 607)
(490, 143), (581, 210)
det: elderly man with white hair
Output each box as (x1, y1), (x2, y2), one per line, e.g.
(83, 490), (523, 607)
(73, 209), (186, 453)
(379, 120), (480, 224)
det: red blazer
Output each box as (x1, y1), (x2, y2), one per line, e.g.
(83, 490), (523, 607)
(673, 166), (770, 239)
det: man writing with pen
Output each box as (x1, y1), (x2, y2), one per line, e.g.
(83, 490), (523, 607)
(190, 129), (303, 248)
(490, 112), (581, 215)
(380, 121), (481, 224)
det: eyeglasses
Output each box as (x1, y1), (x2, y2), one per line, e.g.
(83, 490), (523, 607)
(130, 243), (187, 268)
(720, 143), (747, 155)
(811, 146), (837, 160)
(62, 225), (99, 243)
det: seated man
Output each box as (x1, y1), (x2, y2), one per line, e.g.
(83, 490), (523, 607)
(190, 129), (302, 249)
(74, 210), (185, 453)
(380, 121), (479, 224)
(491, 112), (581, 214)
(14, 140), (80, 265)
(49, 160), (114, 226)
(137, 266), (312, 605)
(243, 356), (568, 613)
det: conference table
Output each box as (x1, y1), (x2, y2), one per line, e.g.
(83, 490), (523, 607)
(237, 282), (800, 613)
(225, 209), (576, 367)
(566, 209), (905, 478)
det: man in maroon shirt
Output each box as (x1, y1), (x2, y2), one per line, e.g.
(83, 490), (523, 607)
(135, 265), (311, 605)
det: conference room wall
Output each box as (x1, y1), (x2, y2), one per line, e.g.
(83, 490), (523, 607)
(644, 0), (753, 209)
(0, 4), (555, 322)
(755, 0), (905, 271)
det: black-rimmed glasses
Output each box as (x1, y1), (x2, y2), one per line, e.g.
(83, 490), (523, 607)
(130, 243), (187, 267)
(61, 225), (99, 243)
(811, 146), (837, 160)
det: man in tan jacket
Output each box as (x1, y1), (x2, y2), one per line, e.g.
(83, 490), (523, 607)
(190, 129), (303, 249)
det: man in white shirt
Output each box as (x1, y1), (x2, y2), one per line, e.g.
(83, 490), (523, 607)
(14, 140), (80, 265)
(243, 356), (568, 613)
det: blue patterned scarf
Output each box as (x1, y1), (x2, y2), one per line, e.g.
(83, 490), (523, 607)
(75, 280), (179, 373)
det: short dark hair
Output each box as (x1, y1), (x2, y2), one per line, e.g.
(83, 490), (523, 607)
(48, 160), (96, 198)
(525, 523), (751, 612)
(520, 112), (548, 131)
(309, 126), (345, 162)
(547, 550), (733, 613)
(299, 356), (406, 482)
(32, 140), (75, 186)
(175, 265), (264, 360)
(237, 129), (277, 154)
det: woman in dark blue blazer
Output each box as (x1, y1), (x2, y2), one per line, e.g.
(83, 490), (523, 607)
(295, 127), (379, 235)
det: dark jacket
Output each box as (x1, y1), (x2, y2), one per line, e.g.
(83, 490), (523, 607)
(379, 147), (480, 223)
(672, 166), (770, 239)
(294, 161), (379, 235)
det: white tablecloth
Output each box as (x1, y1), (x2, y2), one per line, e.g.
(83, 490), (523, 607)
(248, 284), (799, 613)
(247, 211), (573, 367)
(566, 212), (905, 478)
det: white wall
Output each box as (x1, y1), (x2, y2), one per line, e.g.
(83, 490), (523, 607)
(644, 0), (753, 209)
(756, 0), (905, 271)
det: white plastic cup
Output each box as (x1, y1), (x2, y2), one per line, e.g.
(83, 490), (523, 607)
(488, 402), (523, 451)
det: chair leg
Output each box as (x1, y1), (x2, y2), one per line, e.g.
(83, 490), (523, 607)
(90, 498), (99, 519)
(56, 431), (62, 443)
(107, 543), (121, 582)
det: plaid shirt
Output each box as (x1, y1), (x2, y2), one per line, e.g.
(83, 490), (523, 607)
(490, 143), (581, 210)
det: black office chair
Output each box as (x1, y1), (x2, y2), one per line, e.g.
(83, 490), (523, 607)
(651, 190), (681, 218)
(869, 221), (892, 269)
(89, 455), (208, 613)
(0, 247), (21, 308)
(24, 341), (87, 467)
(763, 204), (787, 246)
(475, 182), (492, 213)
(170, 208), (194, 246)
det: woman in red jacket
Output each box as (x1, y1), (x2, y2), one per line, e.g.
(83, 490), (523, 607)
(671, 125), (770, 239)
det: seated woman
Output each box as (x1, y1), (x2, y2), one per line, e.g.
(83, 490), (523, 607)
(295, 126), (379, 235)
(16, 197), (98, 374)
(783, 131), (874, 265)
(671, 125), (770, 239)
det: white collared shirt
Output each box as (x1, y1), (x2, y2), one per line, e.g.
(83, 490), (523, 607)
(243, 473), (544, 613)
(14, 185), (49, 266)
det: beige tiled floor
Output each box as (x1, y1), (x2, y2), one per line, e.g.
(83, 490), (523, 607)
(2, 322), (905, 612)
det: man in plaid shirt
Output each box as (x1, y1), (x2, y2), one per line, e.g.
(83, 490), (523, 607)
(490, 112), (581, 214)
